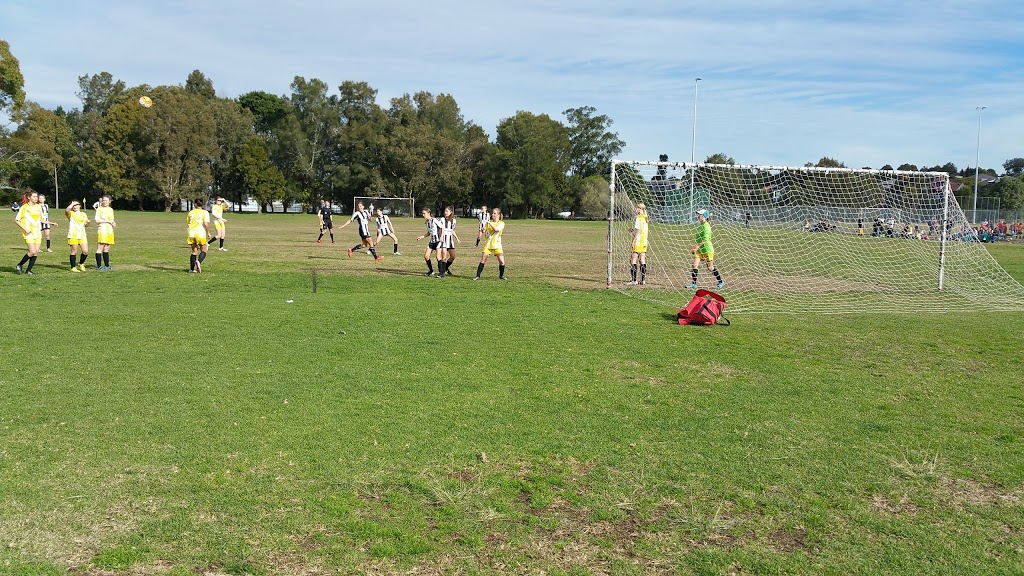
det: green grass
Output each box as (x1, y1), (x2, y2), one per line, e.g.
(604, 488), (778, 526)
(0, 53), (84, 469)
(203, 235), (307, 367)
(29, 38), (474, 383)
(1, 212), (1023, 575)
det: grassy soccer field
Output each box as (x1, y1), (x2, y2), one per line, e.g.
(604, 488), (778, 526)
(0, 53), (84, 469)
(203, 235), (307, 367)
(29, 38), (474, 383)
(1, 212), (1023, 575)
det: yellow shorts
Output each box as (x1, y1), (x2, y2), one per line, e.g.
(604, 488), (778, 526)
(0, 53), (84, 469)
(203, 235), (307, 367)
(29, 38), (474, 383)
(188, 236), (208, 246)
(68, 237), (86, 246)
(97, 232), (115, 245)
(633, 244), (648, 254)
(483, 247), (503, 256)
(23, 232), (42, 244)
(214, 221), (225, 231)
(697, 252), (714, 262)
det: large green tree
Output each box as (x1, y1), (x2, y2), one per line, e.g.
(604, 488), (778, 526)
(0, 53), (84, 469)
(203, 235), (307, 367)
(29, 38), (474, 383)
(494, 111), (571, 218)
(0, 39), (26, 119)
(229, 136), (286, 212)
(562, 106), (624, 179)
(289, 76), (340, 207)
(335, 80), (386, 202)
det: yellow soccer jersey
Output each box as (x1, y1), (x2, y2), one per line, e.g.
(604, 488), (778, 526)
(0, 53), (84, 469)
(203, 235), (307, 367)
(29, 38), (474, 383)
(483, 220), (505, 252)
(211, 204), (225, 221)
(632, 213), (649, 251)
(95, 206), (115, 244)
(16, 204), (43, 236)
(187, 208), (210, 238)
(67, 210), (89, 241)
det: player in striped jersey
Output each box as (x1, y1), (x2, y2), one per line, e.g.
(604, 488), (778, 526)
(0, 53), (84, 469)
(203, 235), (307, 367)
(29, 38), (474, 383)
(339, 201), (381, 262)
(373, 208), (400, 255)
(65, 200), (90, 271)
(14, 189), (56, 275)
(40, 194), (53, 252)
(475, 204), (490, 246)
(436, 205), (460, 277)
(474, 207), (507, 281)
(186, 197), (211, 273)
(415, 208), (441, 276)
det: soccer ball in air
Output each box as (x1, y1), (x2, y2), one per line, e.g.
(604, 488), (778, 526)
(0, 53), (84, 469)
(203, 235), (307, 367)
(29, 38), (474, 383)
(138, 95), (153, 108)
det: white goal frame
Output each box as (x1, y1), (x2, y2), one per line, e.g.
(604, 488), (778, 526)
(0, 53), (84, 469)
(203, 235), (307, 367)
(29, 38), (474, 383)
(353, 196), (416, 217)
(608, 160), (1024, 313)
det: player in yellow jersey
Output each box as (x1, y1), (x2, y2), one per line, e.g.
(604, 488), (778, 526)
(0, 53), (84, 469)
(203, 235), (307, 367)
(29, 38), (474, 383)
(627, 203), (649, 286)
(473, 207), (507, 281)
(93, 195), (116, 270)
(211, 197), (228, 251)
(65, 200), (91, 271)
(186, 197), (211, 273)
(14, 189), (56, 275)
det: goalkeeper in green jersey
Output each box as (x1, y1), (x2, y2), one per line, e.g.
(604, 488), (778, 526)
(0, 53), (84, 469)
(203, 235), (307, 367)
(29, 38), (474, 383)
(687, 209), (724, 290)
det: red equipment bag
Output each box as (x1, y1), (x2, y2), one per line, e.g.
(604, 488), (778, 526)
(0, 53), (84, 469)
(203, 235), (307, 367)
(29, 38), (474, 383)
(677, 289), (730, 326)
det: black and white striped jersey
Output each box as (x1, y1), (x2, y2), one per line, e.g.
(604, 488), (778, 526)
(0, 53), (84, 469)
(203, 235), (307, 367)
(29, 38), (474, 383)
(478, 210), (490, 231)
(425, 217), (441, 243)
(375, 214), (393, 236)
(439, 217), (457, 249)
(350, 209), (371, 237)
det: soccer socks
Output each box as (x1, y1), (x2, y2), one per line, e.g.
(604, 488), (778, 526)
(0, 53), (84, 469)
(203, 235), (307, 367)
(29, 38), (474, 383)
(691, 268), (699, 284)
(368, 247), (379, 259)
(499, 264), (506, 278)
(640, 264), (647, 283)
(69, 255), (76, 268)
(476, 238), (480, 247)
(393, 243), (399, 254)
(317, 232), (325, 242)
(18, 254), (30, 267)
(350, 244), (362, 252)
(96, 253), (103, 268)
(425, 259), (433, 274)
(79, 253), (88, 265)
(437, 260), (447, 276)
(630, 264), (638, 282)
(219, 238), (224, 249)
(26, 256), (37, 273)
(198, 251), (207, 264)
(712, 269), (722, 283)
(476, 262), (485, 278)
(190, 254), (197, 271)
(329, 233), (334, 241)
(102, 252), (110, 268)
(46, 238), (51, 250)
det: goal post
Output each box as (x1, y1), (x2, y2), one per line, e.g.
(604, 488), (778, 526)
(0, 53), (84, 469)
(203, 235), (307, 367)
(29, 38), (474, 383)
(609, 160), (1024, 313)
(352, 197), (415, 217)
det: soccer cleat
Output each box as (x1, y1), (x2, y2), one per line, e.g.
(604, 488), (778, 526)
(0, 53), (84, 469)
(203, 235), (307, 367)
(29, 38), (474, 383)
(71, 266), (81, 272)
(15, 265), (22, 274)
(639, 281), (646, 286)
(500, 276), (507, 280)
(717, 281), (724, 289)
(375, 256), (383, 262)
(316, 239), (323, 244)
(221, 248), (227, 251)
(393, 252), (401, 256)
(330, 240), (335, 244)
(473, 276), (480, 281)
(25, 271), (34, 275)
(76, 264), (85, 272)
(46, 248), (53, 252)
(195, 260), (202, 274)
(686, 283), (698, 289)
(423, 271), (433, 277)
(347, 248), (353, 258)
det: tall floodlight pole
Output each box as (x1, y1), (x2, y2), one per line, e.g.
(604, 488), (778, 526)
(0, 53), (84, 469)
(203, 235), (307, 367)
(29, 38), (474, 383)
(972, 106), (986, 224)
(690, 77), (701, 203)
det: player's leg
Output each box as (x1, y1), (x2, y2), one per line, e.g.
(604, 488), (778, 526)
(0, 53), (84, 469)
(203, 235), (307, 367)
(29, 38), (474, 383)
(708, 259), (723, 288)
(475, 252), (488, 280)
(365, 237), (380, 261)
(423, 244), (434, 276)
(96, 244), (104, 269)
(390, 232), (399, 255)
(497, 253), (506, 280)
(639, 252), (647, 285)
(44, 228), (52, 251)
(437, 247), (448, 277)
(79, 240), (89, 270)
(197, 243), (208, 273)
(629, 252), (639, 285)
(102, 245), (110, 269)
(446, 248), (456, 274)
(688, 255), (700, 288)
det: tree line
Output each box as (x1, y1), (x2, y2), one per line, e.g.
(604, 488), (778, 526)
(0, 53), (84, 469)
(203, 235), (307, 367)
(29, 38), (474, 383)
(2, 38), (1021, 216)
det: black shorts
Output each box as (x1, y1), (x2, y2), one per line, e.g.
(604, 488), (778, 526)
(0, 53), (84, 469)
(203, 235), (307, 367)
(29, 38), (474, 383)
(359, 233), (370, 240)
(428, 240), (439, 250)
(41, 224), (50, 230)
(321, 221), (333, 230)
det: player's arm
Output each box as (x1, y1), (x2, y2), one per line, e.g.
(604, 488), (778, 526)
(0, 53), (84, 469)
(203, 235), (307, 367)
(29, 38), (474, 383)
(453, 230), (461, 243)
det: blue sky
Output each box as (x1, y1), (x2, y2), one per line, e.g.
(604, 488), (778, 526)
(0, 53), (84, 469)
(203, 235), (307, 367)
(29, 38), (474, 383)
(3, 0), (1023, 172)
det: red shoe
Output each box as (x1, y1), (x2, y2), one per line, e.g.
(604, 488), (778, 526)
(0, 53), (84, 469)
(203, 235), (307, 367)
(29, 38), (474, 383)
(316, 239), (323, 244)
(375, 257), (383, 262)
(347, 248), (353, 258)
(331, 240), (335, 244)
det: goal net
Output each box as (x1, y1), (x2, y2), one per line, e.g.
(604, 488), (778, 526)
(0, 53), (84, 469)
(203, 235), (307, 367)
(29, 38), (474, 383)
(609, 161), (1024, 313)
(353, 197), (415, 217)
